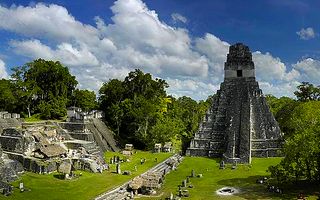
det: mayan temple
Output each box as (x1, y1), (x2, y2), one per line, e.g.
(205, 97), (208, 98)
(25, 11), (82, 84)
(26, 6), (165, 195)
(186, 43), (282, 163)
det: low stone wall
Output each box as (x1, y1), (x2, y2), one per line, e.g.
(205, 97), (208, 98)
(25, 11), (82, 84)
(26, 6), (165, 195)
(0, 112), (20, 119)
(0, 118), (22, 134)
(69, 132), (94, 141)
(186, 148), (208, 157)
(59, 122), (86, 132)
(6, 153), (58, 174)
(0, 136), (24, 153)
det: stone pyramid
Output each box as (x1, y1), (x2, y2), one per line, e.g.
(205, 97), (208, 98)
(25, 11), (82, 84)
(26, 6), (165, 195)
(186, 43), (282, 163)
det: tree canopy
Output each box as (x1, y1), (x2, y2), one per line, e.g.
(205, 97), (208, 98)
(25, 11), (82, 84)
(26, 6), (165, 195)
(0, 59), (80, 119)
(71, 89), (98, 112)
(266, 84), (320, 185)
(294, 82), (320, 101)
(99, 69), (209, 150)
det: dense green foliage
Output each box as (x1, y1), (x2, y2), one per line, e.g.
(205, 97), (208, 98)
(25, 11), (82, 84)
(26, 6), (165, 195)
(0, 59), (99, 119)
(10, 59), (78, 119)
(266, 82), (320, 185)
(294, 82), (320, 101)
(70, 89), (98, 112)
(99, 69), (210, 150)
(0, 79), (17, 112)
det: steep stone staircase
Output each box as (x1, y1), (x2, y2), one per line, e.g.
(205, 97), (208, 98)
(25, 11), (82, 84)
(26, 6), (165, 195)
(87, 119), (120, 152)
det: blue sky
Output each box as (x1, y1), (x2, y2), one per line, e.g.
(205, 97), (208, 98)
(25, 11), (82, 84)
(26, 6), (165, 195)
(0, 0), (319, 100)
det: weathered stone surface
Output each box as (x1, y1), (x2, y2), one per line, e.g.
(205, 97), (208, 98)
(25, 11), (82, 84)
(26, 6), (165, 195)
(0, 128), (36, 155)
(186, 43), (282, 163)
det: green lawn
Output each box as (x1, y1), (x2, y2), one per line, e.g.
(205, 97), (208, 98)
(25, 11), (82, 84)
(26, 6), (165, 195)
(139, 157), (319, 200)
(0, 151), (172, 200)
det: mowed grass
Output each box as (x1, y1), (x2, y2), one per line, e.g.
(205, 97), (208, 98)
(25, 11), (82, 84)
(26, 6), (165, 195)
(0, 151), (172, 200)
(139, 157), (319, 200)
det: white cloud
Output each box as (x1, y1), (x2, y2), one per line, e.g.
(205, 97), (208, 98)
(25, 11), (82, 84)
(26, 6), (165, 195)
(102, 0), (209, 77)
(259, 81), (300, 98)
(10, 39), (53, 59)
(166, 78), (219, 100)
(10, 39), (99, 67)
(2, 0), (209, 91)
(195, 33), (229, 81)
(253, 51), (300, 82)
(0, 3), (99, 43)
(0, 59), (8, 79)
(293, 58), (320, 84)
(171, 13), (187, 24)
(296, 27), (316, 40)
(0, 0), (313, 100)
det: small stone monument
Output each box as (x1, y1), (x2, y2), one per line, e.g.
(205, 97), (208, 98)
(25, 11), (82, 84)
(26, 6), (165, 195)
(182, 180), (187, 187)
(178, 188), (182, 197)
(116, 163), (121, 174)
(110, 158), (114, 164)
(19, 182), (24, 192)
(219, 160), (225, 169)
(186, 177), (190, 183)
(170, 192), (173, 200)
(191, 169), (195, 177)
(154, 143), (162, 153)
(113, 155), (116, 163)
(231, 160), (237, 170)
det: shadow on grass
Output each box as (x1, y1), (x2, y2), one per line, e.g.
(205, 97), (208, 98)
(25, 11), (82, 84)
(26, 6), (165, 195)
(217, 176), (320, 200)
(53, 174), (65, 180)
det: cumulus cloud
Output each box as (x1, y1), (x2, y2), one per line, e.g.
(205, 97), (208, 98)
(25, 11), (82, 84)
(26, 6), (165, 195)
(166, 78), (219, 100)
(0, 3), (99, 43)
(293, 58), (320, 84)
(10, 39), (100, 67)
(0, 59), (8, 79)
(296, 27), (316, 40)
(259, 81), (300, 98)
(253, 51), (300, 82)
(171, 13), (187, 24)
(195, 33), (229, 81)
(0, 0), (313, 99)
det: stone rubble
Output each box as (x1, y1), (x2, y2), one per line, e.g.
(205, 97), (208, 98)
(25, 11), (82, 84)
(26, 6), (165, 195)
(95, 154), (183, 200)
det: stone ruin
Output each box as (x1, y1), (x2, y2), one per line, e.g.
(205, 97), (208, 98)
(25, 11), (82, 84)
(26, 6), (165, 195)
(67, 107), (103, 122)
(0, 112), (20, 120)
(127, 154), (183, 196)
(163, 142), (173, 153)
(0, 107), (120, 182)
(0, 111), (21, 135)
(186, 43), (282, 163)
(122, 144), (134, 156)
(0, 122), (108, 176)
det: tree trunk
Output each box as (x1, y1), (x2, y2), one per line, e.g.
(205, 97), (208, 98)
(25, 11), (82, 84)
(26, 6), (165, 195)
(27, 105), (31, 118)
(144, 117), (149, 140)
(306, 161), (311, 181)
